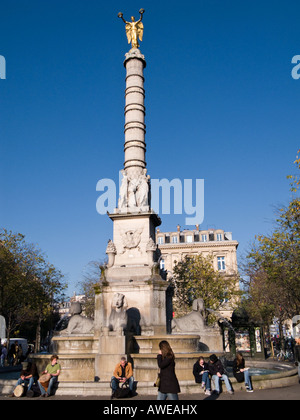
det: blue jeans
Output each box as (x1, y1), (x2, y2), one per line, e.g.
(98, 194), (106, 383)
(201, 371), (211, 390)
(16, 376), (36, 391)
(243, 369), (253, 390)
(111, 376), (134, 392)
(157, 391), (179, 400)
(212, 374), (232, 393)
(38, 376), (58, 396)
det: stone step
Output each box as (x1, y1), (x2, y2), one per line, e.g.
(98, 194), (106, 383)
(1, 366), (298, 396)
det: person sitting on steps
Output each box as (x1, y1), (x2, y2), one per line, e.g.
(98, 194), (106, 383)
(208, 354), (234, 395)
(111, 356), (134, 398)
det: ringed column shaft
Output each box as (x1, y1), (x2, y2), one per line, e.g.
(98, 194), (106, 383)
(123, 52), (146, 178)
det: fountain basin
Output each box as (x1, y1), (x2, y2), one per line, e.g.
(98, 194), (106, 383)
(0, 359), (297, 396)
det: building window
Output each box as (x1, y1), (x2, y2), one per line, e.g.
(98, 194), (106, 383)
(160, 259), (165, 270)
(186, 235), (193, 243)
(201, 234), (207, 242)
(217, 256), (226, 271)
(158, 236), (164, 245)
(217, 233), (223, 241)
(172, 236), (178, 244)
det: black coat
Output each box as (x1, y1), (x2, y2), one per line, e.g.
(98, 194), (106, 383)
(208, 359), (225, 376)
(232, 358), (246, 383)
(157, 354), (181, 394)
(193, 361), (210, 383)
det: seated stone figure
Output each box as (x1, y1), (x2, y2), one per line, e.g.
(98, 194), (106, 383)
(171, 298), (205, 333)
(60, 302), (94, 335)
(108, 293), (128, 332)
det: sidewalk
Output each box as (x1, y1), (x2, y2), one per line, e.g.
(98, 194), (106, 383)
(1, 383), (299, 400)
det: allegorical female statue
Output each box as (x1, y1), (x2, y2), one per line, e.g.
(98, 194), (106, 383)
(118, 9), (145, 49)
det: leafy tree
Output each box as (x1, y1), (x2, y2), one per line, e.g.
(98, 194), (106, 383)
(242, 150), (300, 344)
(287, 149), (300, 192)
(172, 254), (241, 324)
(77, 259), (106, 318)
(0, 229), (67, 349)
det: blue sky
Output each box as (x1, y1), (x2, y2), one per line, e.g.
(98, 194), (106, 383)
(1, 0), (299, 296)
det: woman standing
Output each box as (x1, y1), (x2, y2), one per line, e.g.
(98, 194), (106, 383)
(232, 352), (253, 392)
(157, 340), (180, 400)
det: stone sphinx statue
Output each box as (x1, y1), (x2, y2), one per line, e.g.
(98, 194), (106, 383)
(171, 298), (206, 333)
(60, 302), (94, 335)
(108, 293), (128, 332)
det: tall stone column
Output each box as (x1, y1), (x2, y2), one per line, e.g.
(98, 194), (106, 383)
(116, 49), (150, 214)
(123, 49), (146, 177)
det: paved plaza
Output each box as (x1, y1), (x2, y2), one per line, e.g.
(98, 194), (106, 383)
(1, 383), (299, 401)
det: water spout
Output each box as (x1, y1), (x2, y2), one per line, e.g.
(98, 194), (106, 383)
(206, 308), (236, 333)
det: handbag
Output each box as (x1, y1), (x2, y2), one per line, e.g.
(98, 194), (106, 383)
(114, 382), (131, 399)
(153, 372), (160, 388)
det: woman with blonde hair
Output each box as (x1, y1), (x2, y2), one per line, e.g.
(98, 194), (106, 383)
(156, 340), (180, 400)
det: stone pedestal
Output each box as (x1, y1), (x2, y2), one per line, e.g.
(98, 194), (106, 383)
(106, 211), (161, 279)
(94, 330), (126, 381)
(94, 277), (169, 338)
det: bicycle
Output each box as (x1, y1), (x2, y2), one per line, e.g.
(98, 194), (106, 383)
(276, 349), (294, 362)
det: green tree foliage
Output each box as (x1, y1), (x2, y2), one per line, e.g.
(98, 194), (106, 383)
(172, 254), (241, 323)
(0, 229), (67, 345)
(242, 150), (300, 336)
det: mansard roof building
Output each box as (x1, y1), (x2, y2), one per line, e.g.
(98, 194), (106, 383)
(156, 225), (239, 278)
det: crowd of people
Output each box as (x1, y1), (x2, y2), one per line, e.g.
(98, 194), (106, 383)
(110, 340), (254, 400)
(6, 343), (253, 399)
(9, 338), (297, 399)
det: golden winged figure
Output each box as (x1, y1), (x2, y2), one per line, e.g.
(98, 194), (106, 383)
(118, 9), (145, 49)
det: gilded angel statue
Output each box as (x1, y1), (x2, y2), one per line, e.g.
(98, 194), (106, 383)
(118, 9), (145, 49)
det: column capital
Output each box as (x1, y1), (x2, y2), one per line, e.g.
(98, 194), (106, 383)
(124, 48), (146, 68)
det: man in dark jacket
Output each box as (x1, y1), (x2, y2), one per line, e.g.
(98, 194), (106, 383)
(11, 361), (38, 397)
(208, 354), (233, 394)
